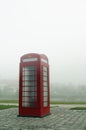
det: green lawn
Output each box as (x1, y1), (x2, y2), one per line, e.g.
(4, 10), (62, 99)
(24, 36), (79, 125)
(1, 100), (86, 110)
(50, 101), (86, 104)
(0, 100), (18, 103)
(1, 100), (86, 104)
(0, 100), (18, 110)
(0, 105), (18, 110)
(70, 107), (86, 110)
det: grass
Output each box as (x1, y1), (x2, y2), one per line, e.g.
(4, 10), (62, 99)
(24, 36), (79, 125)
(50, 101), (86, 104)
(0, 100), (18, 103)
(70, 107), (86, 110)
(0, 100), (18, 110)
(1, 100), (86, 104)
(1, 100), (86, 110)
(0, 105), (18, 110)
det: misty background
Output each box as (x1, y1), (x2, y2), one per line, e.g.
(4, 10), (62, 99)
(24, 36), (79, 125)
(0, 0), (86, 101)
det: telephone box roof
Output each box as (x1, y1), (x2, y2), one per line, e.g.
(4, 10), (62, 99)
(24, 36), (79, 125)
(21, 53), (48, 60)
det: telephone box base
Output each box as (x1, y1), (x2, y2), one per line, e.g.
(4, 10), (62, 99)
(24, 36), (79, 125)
(18, 113), (51, 118)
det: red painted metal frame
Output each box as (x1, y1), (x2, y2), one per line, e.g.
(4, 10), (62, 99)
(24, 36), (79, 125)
(19, 53), (50, 117)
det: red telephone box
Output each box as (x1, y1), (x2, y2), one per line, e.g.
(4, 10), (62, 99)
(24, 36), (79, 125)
(19, 53), (50, 117)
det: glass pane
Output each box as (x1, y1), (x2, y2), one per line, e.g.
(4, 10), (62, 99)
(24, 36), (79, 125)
(22, 97), (30, 102)
(22, 97), (37, 102)
(22, 65), (38, 108)
(28, 103), (36, 107)
(29, 96), (37, 102)
(29, 87), (35, 91)
(24, 71), (30, 75)
(22, 86), (36, 91)
(43, 66), (47, 71)
(28, 66), (36, 70)
(43, 87), (48, 91)
(30, 92), (35, 96)
(43, 71), (47, 76)
(43, 82), (48, 86)
(23, 75), (35, 81)
(24, 71), (35, 75)
(22, 102), (29, 107)
(22, 67), (28, 71)
(23, 81), (35, 86)
(43, 76), (48, 81)
(22, 92), (26, 96)
(22, 82), (28, 86)
(23, 66), (36, 70)
(44, 91), (48, 96)
(22, 101), (37, 107)
(22, 91), (37, 97)
(22, 92), (30, 96)
(24, 81), (30, 86)
(22, 102), (35, 107)
(44, 96), (48, 101)
(28, 71), (35, 75)
(43, 102), (48, 107)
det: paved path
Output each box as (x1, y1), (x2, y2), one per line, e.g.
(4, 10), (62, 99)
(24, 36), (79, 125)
(0, 106), (86, 130)
(57, 104), (86, 108)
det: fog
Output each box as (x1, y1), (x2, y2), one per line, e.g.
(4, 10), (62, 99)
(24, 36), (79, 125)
(0, 0), (86, 87)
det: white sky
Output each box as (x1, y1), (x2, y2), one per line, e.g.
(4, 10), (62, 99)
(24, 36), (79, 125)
(0, 0), (86, 85)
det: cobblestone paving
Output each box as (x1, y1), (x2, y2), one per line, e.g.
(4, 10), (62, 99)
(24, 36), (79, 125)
(0, 107), (86, 130)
